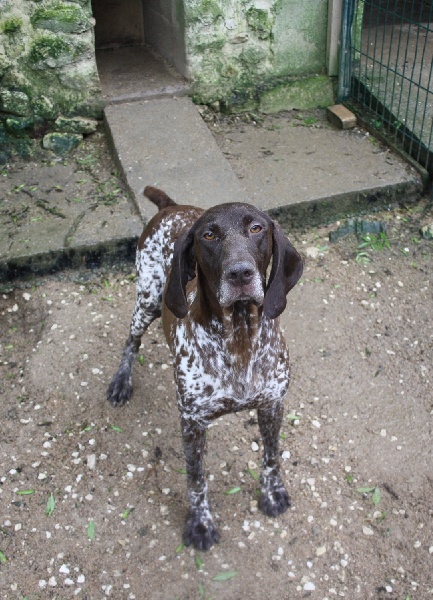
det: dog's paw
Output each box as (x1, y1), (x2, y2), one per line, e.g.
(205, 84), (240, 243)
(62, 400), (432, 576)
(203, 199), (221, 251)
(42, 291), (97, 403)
(107, 372), (132, 406)
(183, 511), (220, 551)
(259, 478), (291, 517)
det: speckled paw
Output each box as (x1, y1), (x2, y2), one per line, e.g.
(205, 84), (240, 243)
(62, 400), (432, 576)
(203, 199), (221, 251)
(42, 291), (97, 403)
(183, 513), (220, 551)
(259, 484), (291, 517)
(106, 373), (132, 406)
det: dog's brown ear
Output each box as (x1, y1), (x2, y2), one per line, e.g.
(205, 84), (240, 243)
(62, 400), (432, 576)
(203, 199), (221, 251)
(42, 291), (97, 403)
(165, 229), (196, 318)
(263, 223), (303, 319)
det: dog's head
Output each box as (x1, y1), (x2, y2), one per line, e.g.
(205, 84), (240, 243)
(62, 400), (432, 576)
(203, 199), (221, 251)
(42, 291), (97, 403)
(165, 203), (303, 319)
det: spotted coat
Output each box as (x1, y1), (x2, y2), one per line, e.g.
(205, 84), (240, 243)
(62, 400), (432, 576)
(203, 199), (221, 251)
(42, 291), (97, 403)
(108, 186), (303, 551)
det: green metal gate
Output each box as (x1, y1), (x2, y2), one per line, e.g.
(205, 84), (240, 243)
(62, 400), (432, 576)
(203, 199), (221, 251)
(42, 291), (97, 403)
(338, 0), (433, 177)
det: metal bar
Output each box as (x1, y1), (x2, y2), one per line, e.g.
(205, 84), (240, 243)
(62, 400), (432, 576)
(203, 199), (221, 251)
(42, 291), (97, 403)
(338, 0), (355, 101)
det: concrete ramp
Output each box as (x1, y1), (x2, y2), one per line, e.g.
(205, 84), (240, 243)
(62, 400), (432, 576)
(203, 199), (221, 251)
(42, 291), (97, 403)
(104, 97), (249, 222)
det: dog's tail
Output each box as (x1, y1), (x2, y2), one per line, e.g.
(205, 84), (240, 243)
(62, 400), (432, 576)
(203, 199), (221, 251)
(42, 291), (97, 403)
(144, 186), (177, 210)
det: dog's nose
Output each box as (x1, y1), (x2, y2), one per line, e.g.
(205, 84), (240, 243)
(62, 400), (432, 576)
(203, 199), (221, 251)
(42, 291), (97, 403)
(225, 262), (255, 286)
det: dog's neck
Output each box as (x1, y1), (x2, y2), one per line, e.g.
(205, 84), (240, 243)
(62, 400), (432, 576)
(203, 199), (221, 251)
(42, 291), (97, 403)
(194, 288), (259, 360)
(221, 302), (260, 365)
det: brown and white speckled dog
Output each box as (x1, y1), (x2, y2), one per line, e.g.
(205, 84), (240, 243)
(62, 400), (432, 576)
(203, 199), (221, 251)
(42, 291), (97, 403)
(108, 186), (303, 550)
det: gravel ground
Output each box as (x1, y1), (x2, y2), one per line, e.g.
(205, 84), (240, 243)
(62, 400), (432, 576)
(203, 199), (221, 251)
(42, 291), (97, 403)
(1, 130), (433, 600)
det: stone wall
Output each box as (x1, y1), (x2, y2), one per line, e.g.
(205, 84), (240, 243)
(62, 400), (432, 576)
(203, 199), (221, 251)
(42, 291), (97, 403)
(185, 0), (334, 112)
(0, 0), (335, 158)
(0, 0), (100, 158)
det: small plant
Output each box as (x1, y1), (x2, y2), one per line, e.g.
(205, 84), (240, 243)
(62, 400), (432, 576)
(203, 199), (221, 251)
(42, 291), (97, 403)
(2, 17), (23, 34)
(355, 232), (391, 265)
(357, 485), (381, 506)
(358, 232), (391, 252)
(303, 116), (318, 125)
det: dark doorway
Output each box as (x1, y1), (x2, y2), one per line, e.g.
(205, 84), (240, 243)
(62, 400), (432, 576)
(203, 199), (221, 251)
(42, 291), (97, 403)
(91, 0), (189, 102)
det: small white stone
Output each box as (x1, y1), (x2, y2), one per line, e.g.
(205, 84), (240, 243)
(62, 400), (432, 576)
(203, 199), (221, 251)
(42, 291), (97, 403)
(48, 576), (57, 587)
(65, 578), (74, 586)
(303, 582), (315, 591)
(316, 545), (326, 556)
(23, 292), (31, 301)
(77, 574), (85, 583)
(281, 451), (291, 460)
(306, 247), (320, 259)
(87, 454), (96, 470)
(306, 478), (315, 487)
(38, 473), (47, 480)
(39, 580), (47, 588)
(363, 526), (374, 536)
(429, 546), (433, 554)
(311, 420), (321, 428)
(251, 442), (259, 452)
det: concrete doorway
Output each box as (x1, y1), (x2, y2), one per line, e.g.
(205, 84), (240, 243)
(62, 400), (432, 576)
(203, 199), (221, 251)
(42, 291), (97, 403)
(92, 0), (189, 103)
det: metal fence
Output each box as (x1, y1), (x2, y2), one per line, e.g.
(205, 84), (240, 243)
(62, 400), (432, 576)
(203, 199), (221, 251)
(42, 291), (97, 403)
(339, 0), (433, 176)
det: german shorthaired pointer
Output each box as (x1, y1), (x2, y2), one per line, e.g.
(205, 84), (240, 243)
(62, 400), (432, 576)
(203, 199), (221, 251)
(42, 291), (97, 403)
(108, 186), (303, 550)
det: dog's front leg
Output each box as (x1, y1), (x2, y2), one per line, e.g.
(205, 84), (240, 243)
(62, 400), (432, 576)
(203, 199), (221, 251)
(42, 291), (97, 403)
(180, 416), (220, 551)
(257, 402), (291, 517)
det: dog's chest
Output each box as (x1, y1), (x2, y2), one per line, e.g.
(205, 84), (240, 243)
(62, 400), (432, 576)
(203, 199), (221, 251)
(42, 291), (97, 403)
(172, 317), (290, 419)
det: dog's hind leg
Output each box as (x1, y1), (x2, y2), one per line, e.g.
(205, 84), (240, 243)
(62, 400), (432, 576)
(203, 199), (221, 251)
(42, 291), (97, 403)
(107, 252), (166, 406)
(107, 292), (161, 406)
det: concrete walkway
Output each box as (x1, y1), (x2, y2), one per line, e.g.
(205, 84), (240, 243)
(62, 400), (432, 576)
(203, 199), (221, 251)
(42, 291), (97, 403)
(104, 96), (424, 224)
(0, 95), (425, 282)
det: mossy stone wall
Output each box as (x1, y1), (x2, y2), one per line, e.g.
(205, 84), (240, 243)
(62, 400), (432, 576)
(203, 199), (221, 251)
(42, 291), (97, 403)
(0, 0), (335, 154)
(185, 0), (334, 111)
(0, 0), (100, 158)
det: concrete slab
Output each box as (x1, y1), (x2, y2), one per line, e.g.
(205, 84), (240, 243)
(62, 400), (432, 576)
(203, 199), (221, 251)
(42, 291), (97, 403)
(104, 97), (250, 221)
(210, 114), (424, 226)
(0, 148), (143, 281)
(0, 98), (425, 282)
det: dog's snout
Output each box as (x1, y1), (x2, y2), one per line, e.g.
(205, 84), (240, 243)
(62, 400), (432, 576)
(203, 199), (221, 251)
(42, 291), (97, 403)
(225, 261), (255, 286)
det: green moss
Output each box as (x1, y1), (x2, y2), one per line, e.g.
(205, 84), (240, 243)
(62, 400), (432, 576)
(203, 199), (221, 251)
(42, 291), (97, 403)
(28, 34), (87, 69)
(29, 35), (70, 62)
(245, 8), (273, 40)
(194, 74), (335, 114)
(2, 17), (23, 34)
(188, 0), (222, 24)
(31, 4), (92, 34)
(259, 75), (335, 113)
(5, 116), (35, 137)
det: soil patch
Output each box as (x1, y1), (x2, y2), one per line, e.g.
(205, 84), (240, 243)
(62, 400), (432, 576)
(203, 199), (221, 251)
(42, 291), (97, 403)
(1, 129), (433, 599)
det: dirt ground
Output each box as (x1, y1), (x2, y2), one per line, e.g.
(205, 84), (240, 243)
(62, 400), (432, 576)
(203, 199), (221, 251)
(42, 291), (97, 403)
(1, 122), (433, 600)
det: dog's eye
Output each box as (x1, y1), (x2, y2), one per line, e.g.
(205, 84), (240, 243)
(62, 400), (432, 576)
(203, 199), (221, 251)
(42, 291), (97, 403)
(203, 231), (216, 241)
(250, 224), (263, 234)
